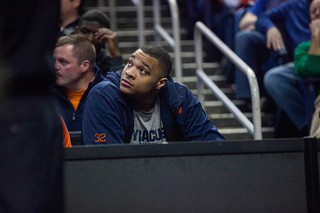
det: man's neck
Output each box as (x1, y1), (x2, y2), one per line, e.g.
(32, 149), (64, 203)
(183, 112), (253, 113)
(67, 71), (96, 91)
(137, 96), (159, 113)
(60, 15), (78, 29)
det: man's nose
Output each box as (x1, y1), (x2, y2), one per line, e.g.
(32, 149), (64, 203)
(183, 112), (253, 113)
(54, 61), (59, 70)
(126, 67), (136, 78)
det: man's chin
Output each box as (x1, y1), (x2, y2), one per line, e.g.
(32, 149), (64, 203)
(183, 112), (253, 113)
(120, 85), (130, 94)
(55, 80), (64, 87)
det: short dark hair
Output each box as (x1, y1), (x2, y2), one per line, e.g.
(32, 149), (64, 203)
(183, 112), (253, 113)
(56, 34), (96, 70)
(139, 45), (172, 77)
(79, 9), (110, 28)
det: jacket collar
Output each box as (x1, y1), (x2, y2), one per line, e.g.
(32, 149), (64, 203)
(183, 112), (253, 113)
(91, 65), (104, 85)
(159, 75), (185, 110)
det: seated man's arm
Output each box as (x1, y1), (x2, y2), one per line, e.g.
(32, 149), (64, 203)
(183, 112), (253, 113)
(255, 1), (289, 35)
(255, 1), (292, 50)
(266, 26), (285, 51)
(82, 83), (125, 144)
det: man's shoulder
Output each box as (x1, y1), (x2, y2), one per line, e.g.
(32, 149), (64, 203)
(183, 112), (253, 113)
(166, 78), (192, 94)
(90, 78), (119, 96)
(161, 78), (195, 107)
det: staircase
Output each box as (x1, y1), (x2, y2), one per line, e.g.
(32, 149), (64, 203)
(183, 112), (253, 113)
(87, 0), (275, 140)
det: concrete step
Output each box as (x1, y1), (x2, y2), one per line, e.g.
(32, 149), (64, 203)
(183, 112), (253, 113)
(208, 110), (276, 127)
(86, 5), (167, 17)
(117, 17), (173, 29)
(117, 28), (188, 42)
(202, 100), (246, 114)
(218, 127), (275, 140)
(119, 40), (196, 55)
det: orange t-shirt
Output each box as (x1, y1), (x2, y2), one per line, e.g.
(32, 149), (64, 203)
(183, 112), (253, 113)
(64, 88), (86, 111)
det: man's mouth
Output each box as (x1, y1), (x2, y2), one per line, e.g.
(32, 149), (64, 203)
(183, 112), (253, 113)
(121, 78), (133, 87)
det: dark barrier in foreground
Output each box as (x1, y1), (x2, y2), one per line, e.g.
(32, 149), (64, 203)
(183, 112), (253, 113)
(64, 138), (320, 213)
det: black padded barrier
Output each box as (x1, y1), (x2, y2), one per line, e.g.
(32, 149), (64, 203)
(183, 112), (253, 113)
(64, 138), (320, 213)
(69, 131), (82, 146)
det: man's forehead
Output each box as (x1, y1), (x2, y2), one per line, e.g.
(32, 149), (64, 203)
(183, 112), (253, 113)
(132, 49), (157, 60)
(80, 20), (105, 30)
(54, 44), (74, 57)
(130, 49), (161, 73)
(310, 0), (320, 9)
(55, 44), (74, 52)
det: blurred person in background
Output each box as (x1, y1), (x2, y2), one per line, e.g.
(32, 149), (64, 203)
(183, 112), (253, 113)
(0, 0), (64, 212)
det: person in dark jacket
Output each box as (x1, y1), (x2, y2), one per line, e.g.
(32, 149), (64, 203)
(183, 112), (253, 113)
(59, 0), (85, 37)
(50, 34), (105, 139)
(76, 9), (124, 76)
(82, 45), (225, 144)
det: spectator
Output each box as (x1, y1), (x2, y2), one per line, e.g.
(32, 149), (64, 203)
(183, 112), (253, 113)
(234, 0), (291, 107)
(50, 34), (105, 144)
(76, 9), (124, 76)
(82, 45), (225, 144)
(185, 0), (205, 39)
(238, 0), (288, 31)
(293, 0), (320, 137)
(59, 0), (85, 37)
(262, 0), (314, 137)
(203, 0), (235, 62)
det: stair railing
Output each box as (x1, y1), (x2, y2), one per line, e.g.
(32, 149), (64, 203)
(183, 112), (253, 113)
(194, 21), (262, 140)
(152, 0), (182, 82)
(97, 0), (116, 30)
(131, 0), (146, 47)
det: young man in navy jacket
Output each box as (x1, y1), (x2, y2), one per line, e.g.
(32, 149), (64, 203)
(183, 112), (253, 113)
(83, 45), (225, 144)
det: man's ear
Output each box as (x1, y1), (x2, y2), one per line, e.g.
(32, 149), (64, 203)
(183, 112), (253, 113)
(81, 60), (90, 73)
(157, 78), (168, 90)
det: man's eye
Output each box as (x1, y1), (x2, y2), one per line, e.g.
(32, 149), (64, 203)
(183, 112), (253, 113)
(140, 69), (147, 75)
(80, 28), (89, 34)
(59, 60), (67, 65)
(127, 61), (132, 66)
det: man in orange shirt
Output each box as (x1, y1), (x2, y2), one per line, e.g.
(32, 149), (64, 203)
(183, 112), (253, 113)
(50, 34), (106, 145)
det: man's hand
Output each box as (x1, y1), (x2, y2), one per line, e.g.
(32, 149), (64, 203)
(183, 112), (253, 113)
(238, 12), (257, 31)
(266, 27), (285, 51)
(310, 19), (320, 37)
(95, 28), (120, 57)
(308, 19), (320, 55)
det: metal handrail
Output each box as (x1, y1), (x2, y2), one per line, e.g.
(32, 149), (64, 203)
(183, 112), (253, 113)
(97, 0), (116, 30)
(152, 0), (182, 82)
(194, 21), (262, 139)
(132, 0), (145, 47)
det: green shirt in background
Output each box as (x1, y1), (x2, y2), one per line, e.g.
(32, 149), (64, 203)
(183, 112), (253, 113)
(294, 40), (320, 94)
(295, 41), (320, 78)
